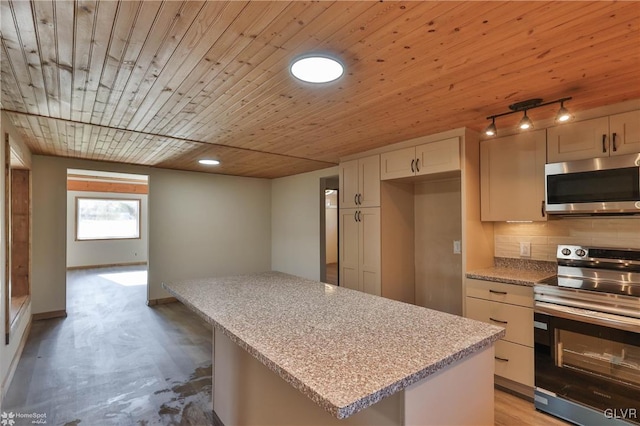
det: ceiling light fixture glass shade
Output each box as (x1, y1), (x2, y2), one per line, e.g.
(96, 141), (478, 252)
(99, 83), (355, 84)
(198, 159), (220, 166)
(555, 102), (573, 123)
(484, 118), (497, 137)
(518, 111), (534, 130)
(290, 55), (344, 83)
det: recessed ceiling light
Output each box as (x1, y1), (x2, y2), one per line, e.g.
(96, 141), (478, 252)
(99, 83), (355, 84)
(290, 55), (344, 83)
(198, 159), (220, 166)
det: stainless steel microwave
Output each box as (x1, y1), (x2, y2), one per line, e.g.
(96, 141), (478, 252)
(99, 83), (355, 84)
(545, 153), (640, 215)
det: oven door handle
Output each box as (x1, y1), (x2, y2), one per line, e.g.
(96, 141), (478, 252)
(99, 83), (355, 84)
(535, 301), (640, 333)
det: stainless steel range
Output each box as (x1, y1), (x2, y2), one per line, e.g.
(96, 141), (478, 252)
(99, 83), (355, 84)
(534, 245), (640, 426)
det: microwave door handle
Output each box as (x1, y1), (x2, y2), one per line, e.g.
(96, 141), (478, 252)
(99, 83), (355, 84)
(602, 134), (607, 153)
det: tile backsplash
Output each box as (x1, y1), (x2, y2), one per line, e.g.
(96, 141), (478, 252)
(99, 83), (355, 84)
(494, 217), (640, 261)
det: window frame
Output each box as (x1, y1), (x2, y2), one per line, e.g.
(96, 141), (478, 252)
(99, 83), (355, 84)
(75, 196), (142, 241)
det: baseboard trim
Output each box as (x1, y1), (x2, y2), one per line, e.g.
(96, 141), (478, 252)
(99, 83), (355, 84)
(66, 261), (148, 270)
(147, 297), (178, 306)
(494, 375), (534, 401)
(32, 310), (68, 321)
(2, 314), (32, 401)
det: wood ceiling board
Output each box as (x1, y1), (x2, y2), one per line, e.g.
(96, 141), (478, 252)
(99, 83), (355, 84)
(155, 143), (334, 179)
(1, 1), (639, 178)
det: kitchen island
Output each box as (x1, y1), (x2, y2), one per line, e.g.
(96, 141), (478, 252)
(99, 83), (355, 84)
(163, 271), (505, 425)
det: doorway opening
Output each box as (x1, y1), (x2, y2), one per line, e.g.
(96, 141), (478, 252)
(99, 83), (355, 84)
(320, 176), (339, 285)
(65, 169), (150, 307)
(5, 135), (31, 344)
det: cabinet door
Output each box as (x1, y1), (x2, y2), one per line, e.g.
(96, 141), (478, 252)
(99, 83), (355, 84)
(609, 110), (640, 156)
(339, 209), (360, 291)
(380, 147), (415, 180)
(339, 160), (359, 208)
(547, 117), (609, 162)
(481, 130), (547, 221)
(359, 208), (381, 296)
(358, 155), (380, 207)
(415, 137), (460, 176)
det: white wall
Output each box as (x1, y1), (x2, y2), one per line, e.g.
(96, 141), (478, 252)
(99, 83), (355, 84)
(32, 155), (272, 313)
(66, 190), (149, 268)
(271, 167), (338, 281)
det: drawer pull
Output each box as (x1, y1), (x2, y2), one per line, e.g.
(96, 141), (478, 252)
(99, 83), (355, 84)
(489, 289), (507, 295)
(495, 356), (509, 362)
(490, 317), (508, 324)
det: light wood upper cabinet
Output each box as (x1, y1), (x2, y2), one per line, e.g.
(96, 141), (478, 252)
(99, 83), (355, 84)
(609, 110), (640, 155)
(381, 137), (460, 180)
(481, 129), (546, 221)
(339, 207), (380, 296)
(339, 155), (380, 208)
(547, 110), (640, 162)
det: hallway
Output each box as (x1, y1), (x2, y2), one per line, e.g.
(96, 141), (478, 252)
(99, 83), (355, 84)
(4, 266), (213, 426)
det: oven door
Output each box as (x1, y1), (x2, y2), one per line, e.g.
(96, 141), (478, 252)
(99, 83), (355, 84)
(534, 304), (640, 425)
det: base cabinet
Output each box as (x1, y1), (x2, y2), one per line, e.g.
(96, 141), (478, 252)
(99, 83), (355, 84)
(339, 208), (380, 296)
(465, 278), (534, 390)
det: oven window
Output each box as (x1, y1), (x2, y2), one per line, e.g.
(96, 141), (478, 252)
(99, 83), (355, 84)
(547, 167), (640, 204)
(557, 329), (640, 389)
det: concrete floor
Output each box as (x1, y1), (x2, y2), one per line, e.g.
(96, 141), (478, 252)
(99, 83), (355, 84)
(4, 265), (214, 426)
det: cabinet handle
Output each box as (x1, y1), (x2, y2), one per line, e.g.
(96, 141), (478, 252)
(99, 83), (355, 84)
(354, 194), (358, 205)
(415, 158), (420, 173)
(358, 193), (362, 205)
(489, 289), (507, 295)
(490, 317), (508, 324)
(495, 356), (509, 362)
(358, 211), (362, 222)
(602, 134), (607, 153)
(541, 200), (546, 218)
(612, 132), (617, 152)
(411, 159), (415, 173)
(354, 211), (358, 222)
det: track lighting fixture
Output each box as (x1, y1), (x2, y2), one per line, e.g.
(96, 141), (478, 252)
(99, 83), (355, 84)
(484, 97), (572, 137)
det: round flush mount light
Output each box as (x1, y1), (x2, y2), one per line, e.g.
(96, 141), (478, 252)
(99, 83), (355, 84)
(290, 55), (344, 83)
(198, 159), (220, 166)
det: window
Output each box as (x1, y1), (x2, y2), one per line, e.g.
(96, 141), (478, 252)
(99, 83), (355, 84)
(76, 197), (141, 240)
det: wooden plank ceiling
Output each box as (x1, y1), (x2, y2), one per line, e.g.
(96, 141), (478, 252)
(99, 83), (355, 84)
(1, 1), (639, 179)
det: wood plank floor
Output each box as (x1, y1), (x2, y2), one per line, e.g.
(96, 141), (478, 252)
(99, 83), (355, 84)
(4, 266), (569, 425)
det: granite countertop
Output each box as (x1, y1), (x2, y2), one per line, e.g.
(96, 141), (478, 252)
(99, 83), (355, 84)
(163, 271), (504, 419)
(466, 258), (556, 286)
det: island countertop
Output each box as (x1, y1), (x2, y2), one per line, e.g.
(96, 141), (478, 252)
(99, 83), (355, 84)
(162, 271), (505, 419)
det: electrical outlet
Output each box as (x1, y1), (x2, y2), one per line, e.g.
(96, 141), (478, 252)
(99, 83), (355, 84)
(453, 240), (461, 254)
(519, 242), (531, 257)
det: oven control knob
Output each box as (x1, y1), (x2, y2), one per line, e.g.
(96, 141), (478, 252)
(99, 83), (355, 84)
(561, 248), (571, 256)
(575, 249), (586, 257)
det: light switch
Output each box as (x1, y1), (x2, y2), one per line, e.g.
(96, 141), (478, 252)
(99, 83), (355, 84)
(519, 242), (531, 257)
(453, 240), (461, 254)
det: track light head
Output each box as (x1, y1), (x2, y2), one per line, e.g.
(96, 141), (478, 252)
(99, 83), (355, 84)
(519, 111), (533, 130)
(484, 118), (497, 137)
(555, 102), (573, 123)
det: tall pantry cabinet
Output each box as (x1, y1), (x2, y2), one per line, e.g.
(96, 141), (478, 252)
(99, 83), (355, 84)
(338, 156), (381, 295)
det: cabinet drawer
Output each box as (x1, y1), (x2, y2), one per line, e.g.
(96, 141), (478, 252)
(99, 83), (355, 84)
(466, 297), (533, 347)
(465, 279), (533, 308)
(494, 340), (534, 387)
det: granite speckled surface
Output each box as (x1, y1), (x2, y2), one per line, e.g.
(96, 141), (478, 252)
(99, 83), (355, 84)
(466, 258), (556, 286)
(163, 271), (505, 419)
